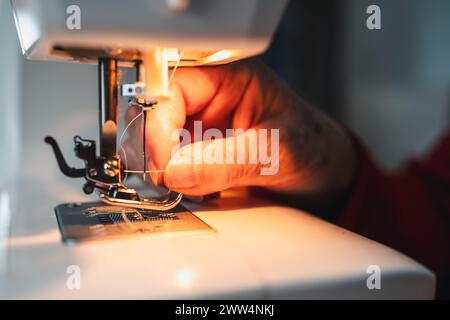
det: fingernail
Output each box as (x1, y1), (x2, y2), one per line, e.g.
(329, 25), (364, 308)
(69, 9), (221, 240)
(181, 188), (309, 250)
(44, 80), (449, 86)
(165, 163), (198, 189)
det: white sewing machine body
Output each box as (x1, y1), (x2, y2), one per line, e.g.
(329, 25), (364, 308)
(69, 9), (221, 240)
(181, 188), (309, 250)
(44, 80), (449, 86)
(0, 0), (436, 299)
(0, 184), (436, 299)
(11, 0), (287, 66)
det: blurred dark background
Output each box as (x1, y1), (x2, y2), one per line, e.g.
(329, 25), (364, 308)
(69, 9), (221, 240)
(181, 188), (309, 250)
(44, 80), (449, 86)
(262, 0), (450, 169)
(263, 0), (340, 118)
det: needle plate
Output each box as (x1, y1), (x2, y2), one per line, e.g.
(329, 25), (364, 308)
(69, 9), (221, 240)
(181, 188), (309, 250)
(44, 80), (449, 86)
(55, 201), (214, 244)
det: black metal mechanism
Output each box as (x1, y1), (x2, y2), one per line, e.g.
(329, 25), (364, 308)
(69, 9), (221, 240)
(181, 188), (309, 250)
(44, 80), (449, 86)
(134, 60), (142, 82)
(135, 97), (158, 181)
(44, 136), (85, 178)
(98, 58), (119, 158)
(142, 104), (148, 180)
(44, 135), (120, 195)
(45, 58), (121, 195)
(44, 56), (182, 211)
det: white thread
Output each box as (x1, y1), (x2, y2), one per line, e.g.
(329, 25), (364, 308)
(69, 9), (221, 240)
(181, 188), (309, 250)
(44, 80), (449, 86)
(119, 111), (143, 184)
(119, 49), (184, 185)
(168, 49), (184, 85)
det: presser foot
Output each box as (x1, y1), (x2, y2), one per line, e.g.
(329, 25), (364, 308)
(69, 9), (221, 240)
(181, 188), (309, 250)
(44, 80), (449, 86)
(45, 135), (182, 211)
(98, 185), (182, 211)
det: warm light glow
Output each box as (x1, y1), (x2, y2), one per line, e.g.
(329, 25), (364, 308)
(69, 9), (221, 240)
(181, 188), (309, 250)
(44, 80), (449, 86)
(195, 50), (242, 66)
(208, 50), (233, 61)
(164, 49), (181, 62)
(143, 48), (169, 98)
(176, 269), (194, 286)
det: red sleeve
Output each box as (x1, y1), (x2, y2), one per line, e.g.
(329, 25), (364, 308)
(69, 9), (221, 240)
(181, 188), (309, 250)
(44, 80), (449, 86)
(336, 130), (450, 294)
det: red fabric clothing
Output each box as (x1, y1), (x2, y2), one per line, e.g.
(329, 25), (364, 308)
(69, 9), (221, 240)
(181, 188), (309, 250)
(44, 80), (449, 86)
(336, 130), (450, 297)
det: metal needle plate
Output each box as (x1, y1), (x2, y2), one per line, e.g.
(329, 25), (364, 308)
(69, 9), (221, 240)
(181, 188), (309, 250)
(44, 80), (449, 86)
(55, 201), (214, 244)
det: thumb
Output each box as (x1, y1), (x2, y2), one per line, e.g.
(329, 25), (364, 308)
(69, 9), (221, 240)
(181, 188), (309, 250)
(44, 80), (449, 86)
(164, 134), (273, 196)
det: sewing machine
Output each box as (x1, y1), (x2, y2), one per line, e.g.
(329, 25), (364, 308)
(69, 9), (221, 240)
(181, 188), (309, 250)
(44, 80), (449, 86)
(0, 0), (435, 299)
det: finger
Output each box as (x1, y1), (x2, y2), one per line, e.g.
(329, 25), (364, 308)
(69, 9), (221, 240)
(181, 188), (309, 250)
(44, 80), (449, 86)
(145, 84), (186, 185)
(169, 66), (225, 116)
(171, 62), (255, 128)
(145, 62), (251, 183)
(164, 133), (271, 196)
(141, 60), (258, 186)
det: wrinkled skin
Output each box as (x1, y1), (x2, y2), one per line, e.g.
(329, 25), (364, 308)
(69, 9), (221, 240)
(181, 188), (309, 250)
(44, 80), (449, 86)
(123, 59), (356, 210)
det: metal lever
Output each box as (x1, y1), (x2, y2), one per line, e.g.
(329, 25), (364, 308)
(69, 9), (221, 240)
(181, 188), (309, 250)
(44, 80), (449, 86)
(44, 136), (85, 178)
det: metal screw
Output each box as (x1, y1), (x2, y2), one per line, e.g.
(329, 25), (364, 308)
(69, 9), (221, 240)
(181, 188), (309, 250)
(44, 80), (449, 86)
(103, 160), (119, 177)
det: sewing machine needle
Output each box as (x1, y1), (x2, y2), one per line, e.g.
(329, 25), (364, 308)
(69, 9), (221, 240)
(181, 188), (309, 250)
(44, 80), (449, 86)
(142, 109), (147, 181)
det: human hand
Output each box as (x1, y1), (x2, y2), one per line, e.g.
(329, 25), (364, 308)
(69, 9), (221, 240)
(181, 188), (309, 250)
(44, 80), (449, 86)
(123, 59), (356, 208)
